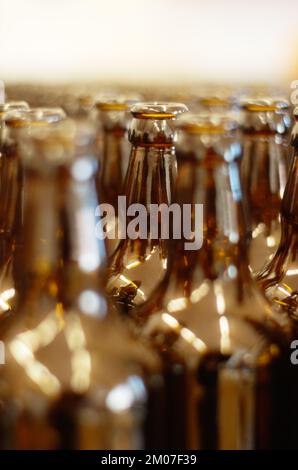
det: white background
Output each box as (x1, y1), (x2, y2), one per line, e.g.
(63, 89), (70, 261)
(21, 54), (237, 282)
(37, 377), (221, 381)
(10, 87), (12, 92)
(0, 0), (297, 85)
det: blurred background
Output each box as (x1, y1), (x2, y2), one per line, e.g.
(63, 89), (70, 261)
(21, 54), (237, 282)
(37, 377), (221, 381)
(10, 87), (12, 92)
(0, 0), (297, 87)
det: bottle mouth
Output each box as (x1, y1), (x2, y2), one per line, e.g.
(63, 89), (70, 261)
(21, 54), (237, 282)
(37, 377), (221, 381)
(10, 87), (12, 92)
(20, 117), (97, 169)
(240, 96), (291, 135)
(131, 102), (188, 120)
(199, 96), (233, 108)
(96, 102), (129, 111)
(78, 94), (95, 108)
(4, 107), (66, 128)
(177, 112), (240, 135)
(0, 101), (30, 117)
(95, 94), (141, 112)
(240, 97), (289, 113)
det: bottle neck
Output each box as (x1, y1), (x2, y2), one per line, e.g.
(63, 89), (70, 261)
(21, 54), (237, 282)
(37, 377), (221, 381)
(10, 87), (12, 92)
(262, 144), (298, 271)
(15, 158), (107, 303)
(125, 144), (176, 207)
(0, 127), (23, 237)
(241, 132), (289, 227)
(255, 147), (298, 290)
(116, 143), (176, 253)
(172, 135), (251, 283)
(100, 126), (129, 207)
(257, 150), (298, 284)
(14, 169), (60, 299)
(281, 150), (298, 225)
(58, 160), (107, 306)
(109, 143), (175, 261)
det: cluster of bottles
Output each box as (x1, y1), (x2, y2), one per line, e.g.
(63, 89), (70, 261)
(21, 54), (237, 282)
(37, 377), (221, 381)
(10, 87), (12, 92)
(0, 84), (297, 449)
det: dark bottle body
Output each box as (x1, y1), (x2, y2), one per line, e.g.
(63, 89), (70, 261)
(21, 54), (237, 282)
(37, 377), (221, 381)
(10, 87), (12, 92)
(136, 113), (294, 449)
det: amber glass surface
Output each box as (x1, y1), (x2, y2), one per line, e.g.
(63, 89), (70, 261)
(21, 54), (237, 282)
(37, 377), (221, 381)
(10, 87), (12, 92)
(94, 97), (139, 256)
(194, 86), (239, 112)
(96, 98), (137, 206)
(107, 102), (188, 312)
(0, 107), (66, 318)
(0, 118), (164, 450)
(134, 112), (294, 449)
(240, 97), (291, 274)
(0, 102), (30, 243)
(257, 111), (298, 320)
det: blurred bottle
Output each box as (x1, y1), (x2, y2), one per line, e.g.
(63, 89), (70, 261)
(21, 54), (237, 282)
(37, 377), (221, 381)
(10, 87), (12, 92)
(0, 101), (30, 234)
(75, 94), (96, 117)
(133, 111), (245, 325)
(95, 97), (138, 256)
(138, 112), (293, 449)
(195, 86), (239, 112)
(0, 101), (30, 132)
(106, 102), (188, 313)
(257, 108), (298, 319)
(0, 118), (164, 450)
(240, 97), (291, 275)
(162, 88), (196, 112)
(0, 107), (66, 319)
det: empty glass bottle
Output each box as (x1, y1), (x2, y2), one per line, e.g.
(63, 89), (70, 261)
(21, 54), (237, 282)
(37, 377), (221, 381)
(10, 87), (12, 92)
(106, 102), (188, 313)
(137, 112), (293, 449)
(0, 107), (66, 318)
(257, 107), (298, 319)
(95, 97), (139, 256)
(0, 118), (163, 450)
(95, 97), (139, 202)
(0, 101), (30, 237)
(195, 86), (239, 112)
(240, 97), (291, 274)
(0, 101), (30, 123)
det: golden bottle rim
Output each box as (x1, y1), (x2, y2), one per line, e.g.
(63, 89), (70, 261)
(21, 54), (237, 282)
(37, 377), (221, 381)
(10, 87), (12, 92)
(176, 112), (240, 134)
(131, 102), (188, 120)
(96, 102), (129, 111)
(4, 107), (66, 128)
(240, 97), (289, 112)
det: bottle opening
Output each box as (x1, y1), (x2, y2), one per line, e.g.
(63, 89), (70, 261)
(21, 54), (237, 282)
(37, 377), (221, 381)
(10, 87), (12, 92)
(131, 102), (188, 120)
(4, 107), (66, 128)
(177, 112), (240, 135)
(96, 102), (129, 111)
(240, 97), (289, 113)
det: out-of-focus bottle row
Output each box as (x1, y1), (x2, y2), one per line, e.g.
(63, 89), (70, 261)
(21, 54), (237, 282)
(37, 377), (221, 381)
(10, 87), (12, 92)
(0, 83), (297, 450)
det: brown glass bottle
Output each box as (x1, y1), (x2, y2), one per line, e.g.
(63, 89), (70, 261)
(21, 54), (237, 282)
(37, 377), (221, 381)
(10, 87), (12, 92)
(0, 107), (66, 318)
(0, 117), (164, 450)
(240, 97), (291, 274)
(0, 102), (30, 250)
(257, 108), (298, 318)
(137, 112), (293, 449)
(106, 102), (188, 313)
(0, 104), (30, 319)
(195, 86), (239, 112)
(95, 97), (138, 256)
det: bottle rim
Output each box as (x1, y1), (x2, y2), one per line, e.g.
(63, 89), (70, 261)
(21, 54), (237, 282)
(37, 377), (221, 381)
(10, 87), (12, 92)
(0, 100), (30, 117)
(176, 111), (240, 134)
(240, 97), (289, 112)
(95, 94), (141, 112)
(4, 107), (66, 127)
(19, 117), (97, 169)
(131, 102), (188, 120)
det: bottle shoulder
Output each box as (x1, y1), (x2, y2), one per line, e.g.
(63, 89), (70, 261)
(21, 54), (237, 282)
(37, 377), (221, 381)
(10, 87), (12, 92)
(0, 298), (160, 408)
(140, 277), (290, 368)
(107, 241), (168, 310)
